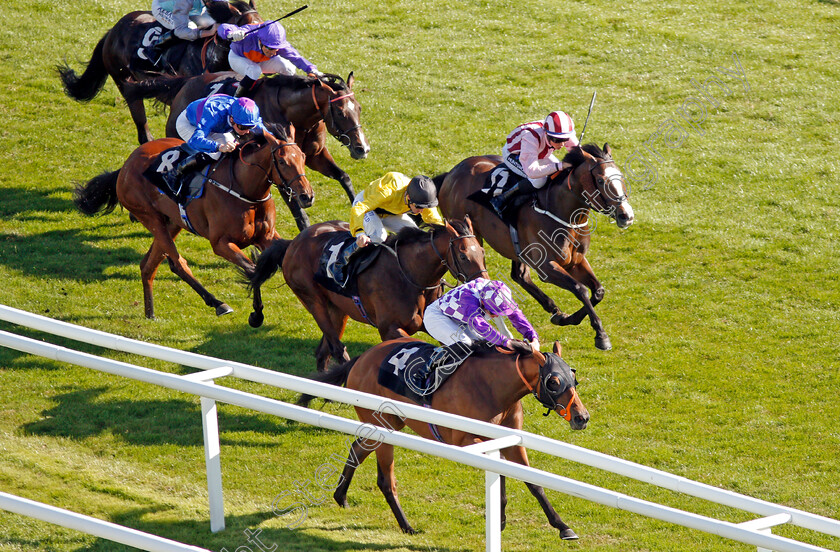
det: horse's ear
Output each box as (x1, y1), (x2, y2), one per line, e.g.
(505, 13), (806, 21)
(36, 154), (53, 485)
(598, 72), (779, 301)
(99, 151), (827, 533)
(347, 72), (355, 89)
(553, 341), (562, 356)
(444, 220), (456, 234)
(288, 123), (296, 141)
(604, 143), (612, 156)
(463, 214), (473, 233)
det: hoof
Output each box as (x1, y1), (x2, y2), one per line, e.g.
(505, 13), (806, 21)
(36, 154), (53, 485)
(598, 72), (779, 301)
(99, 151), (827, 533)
(248, 311), (264, 328)
(550, 312), (569, 326)
(594, 335), (612, 351)
(560, 528), (579, 540)
(401, 525), (417, 535)
(215, 303), (234, 316)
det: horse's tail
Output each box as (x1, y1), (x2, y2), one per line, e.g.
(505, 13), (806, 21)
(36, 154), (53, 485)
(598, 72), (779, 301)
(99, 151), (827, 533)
(247, 238), (292, 292)
(431, 172), (448, 193)
(57, 33), (109, 102)
(296, 356), (360, 408)
(123, 75), (192, 106)
(73, 170), (120, 216)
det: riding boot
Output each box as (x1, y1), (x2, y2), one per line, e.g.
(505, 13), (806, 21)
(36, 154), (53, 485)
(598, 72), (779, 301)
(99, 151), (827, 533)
(417, 341), (477, 392)
(234, 76), (257, 98)
(328, 241), (359, 285)
(163, 152), (213, 201)
(489, 182), (521, 218)
(145, 31), (180, 66)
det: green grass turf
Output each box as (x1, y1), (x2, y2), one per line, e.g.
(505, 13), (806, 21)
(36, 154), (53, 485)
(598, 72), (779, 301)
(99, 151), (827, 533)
(0, 0), (838, 550)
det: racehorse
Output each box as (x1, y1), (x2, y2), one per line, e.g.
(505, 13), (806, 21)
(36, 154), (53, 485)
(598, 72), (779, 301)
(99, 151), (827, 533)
(297, 339), (589, 539)
(246, 219), (488, 371)
(57, 0), (261, 144)
(123, 71), (370, 224)
(73, 124), (311, 319)
(434, 144), (634, 351)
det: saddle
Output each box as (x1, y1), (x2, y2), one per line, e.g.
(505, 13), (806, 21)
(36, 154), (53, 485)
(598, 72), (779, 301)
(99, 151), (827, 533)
(377, 342), (477, 406)
(468, 164), (532, 225)
(142, 146), (209, 206)
(313, 233), (383, 297)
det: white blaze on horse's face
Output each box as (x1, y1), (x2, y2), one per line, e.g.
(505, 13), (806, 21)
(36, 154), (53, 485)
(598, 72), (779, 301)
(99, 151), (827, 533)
(602, 166), (634, 228)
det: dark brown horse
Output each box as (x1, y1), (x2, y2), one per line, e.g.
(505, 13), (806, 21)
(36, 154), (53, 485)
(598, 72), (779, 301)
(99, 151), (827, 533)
(73, 125), (311, 319)
(124, 71), (370, 224)
(298, 339), (589, 539)
(57, 1), (261, 144)
(247, 219), (488, 371)
(435, 144), (634, 350)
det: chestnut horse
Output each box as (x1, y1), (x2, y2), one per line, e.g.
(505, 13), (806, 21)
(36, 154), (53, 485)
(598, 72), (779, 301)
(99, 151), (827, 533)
(246, 219), (487, 371)
(58, 1), (261, 144)
(124, 71), (370, 227)
(435, 144), (634, 350)
(73, 126), (311, 319)
(298, 339), (589, 539)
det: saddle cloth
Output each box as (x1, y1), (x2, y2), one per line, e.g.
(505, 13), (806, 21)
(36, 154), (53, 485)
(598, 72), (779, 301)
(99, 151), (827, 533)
(313, 232), (383, 297)
(142, 146), (209, 206)
(480, 164), (519, 198)
(377, 342), (473, 406)
(129, 24), (190, 74)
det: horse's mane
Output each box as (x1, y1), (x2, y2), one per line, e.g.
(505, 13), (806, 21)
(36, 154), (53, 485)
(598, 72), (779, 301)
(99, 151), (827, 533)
(229, 0), (256, 14)
(263, 73), (350, 93)
(562, 143), (610, 167)
(262, 121), (292, 142)
(384, 219), (471, 248)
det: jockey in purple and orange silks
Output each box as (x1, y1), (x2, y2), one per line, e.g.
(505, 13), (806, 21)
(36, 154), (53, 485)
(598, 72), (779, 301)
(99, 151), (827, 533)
(489, 110), (581, 216)
(218, 20), (322, 98)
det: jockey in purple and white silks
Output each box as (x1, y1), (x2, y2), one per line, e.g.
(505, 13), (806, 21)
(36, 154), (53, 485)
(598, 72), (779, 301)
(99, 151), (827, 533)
(424, 278), (540, 351)
(218, 20), (322, 98)
(490, 110), (581, 216)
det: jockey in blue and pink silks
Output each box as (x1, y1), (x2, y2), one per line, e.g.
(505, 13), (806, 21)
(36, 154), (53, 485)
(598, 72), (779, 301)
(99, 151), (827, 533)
(218, 20), (322, 98)
(161, 94), (265, 198)
(489, 110), (581, 216)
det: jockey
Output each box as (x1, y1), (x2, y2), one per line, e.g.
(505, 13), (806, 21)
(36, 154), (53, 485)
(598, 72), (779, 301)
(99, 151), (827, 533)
(148, 0), (226, 61)
(328, 172), (444, 282)
(419, 278), (540, 379)
(217, 20), (322, 99)
(490, 110), (581, 217)
(163, 94), (265, 197)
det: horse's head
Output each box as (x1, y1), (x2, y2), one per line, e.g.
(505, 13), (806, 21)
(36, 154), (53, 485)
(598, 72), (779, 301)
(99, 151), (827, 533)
(318, 73), (370, 159)
(225, 0), (262, 25)
(438, 216), (487, 282)
(532, 342), (589, 430)
(263, 124), (313, 208)
(562, 143), (634, 229)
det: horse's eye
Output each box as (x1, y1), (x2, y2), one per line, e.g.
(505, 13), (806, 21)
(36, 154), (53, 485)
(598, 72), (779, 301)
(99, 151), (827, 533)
(459, 253), (468, 261)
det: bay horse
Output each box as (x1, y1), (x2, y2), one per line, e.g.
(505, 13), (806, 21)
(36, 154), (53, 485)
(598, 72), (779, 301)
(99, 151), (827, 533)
(435, 144), (634, 351)
(73, 125), (311, 319)
(297, 339), (589, 539)
(123, 71), (370, 225)
(57, 0), (261, 144)
(246, 219), (487, 371)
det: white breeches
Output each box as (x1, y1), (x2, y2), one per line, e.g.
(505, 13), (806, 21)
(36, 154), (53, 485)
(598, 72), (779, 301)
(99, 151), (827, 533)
(152, 0), (215, 34)
(352, 191), (419, 244)
(423, 302), (513, 347)
(228, 52), (296, 81)
(175, 111), (231, 160)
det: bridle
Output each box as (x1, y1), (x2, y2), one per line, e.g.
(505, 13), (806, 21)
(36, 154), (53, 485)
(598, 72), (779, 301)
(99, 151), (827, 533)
(430, 229), (487, 283)
(235, 139), (306, 202)
(515, 353), (579, 419)
(310, 84), (362, 148)
(392, 228), (484, 290)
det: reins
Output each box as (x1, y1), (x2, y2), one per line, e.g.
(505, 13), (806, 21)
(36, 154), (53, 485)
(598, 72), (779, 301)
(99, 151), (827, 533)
(429, 229), (486, 283)
(234, 138), (305, 202)
(391, 227), (479, 290)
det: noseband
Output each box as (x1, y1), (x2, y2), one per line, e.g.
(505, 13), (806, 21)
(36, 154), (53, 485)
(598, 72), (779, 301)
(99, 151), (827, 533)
(310, 85), (362, 148)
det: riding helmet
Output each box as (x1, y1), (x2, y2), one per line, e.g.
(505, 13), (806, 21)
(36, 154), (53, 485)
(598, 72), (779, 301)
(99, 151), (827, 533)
(230, 97), (261, 128)
(544, 110), (576, 139)
(406, 175), (438, 208)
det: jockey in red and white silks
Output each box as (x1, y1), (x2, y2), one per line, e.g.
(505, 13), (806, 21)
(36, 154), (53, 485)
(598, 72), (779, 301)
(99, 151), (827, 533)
(502, 110), (580, 189)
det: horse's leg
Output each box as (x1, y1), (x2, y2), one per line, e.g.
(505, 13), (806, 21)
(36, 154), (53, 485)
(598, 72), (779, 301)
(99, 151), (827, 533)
(139, 231), (178, 319)
(500, 475), (508, 531)
(539, 260), (611, 351)
(374, 443), (416, 534)
(502, 445), (577, 540)
(510, 260), (564, 317)
(280, 192), (310, 231)
(561, 257), (606, 326)
(308, 301), (349, 372)
(117, 83), (154, 144)
(306, 149), (355, 203)
(333, 437), (376, 508)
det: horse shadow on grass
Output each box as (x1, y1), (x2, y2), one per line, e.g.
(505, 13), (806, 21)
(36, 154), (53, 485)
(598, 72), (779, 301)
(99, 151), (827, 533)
(21, 386), (303, 448)
(16, 505), (468, 552)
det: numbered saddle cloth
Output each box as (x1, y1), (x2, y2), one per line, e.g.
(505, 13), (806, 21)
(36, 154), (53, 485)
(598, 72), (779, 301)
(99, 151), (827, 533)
(129, 24), (190, 74)
(377, 342), (472, 406)
(480, 164), (516, 198)
(313, 232), (382, 297)
(143, 146), (209, 205)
